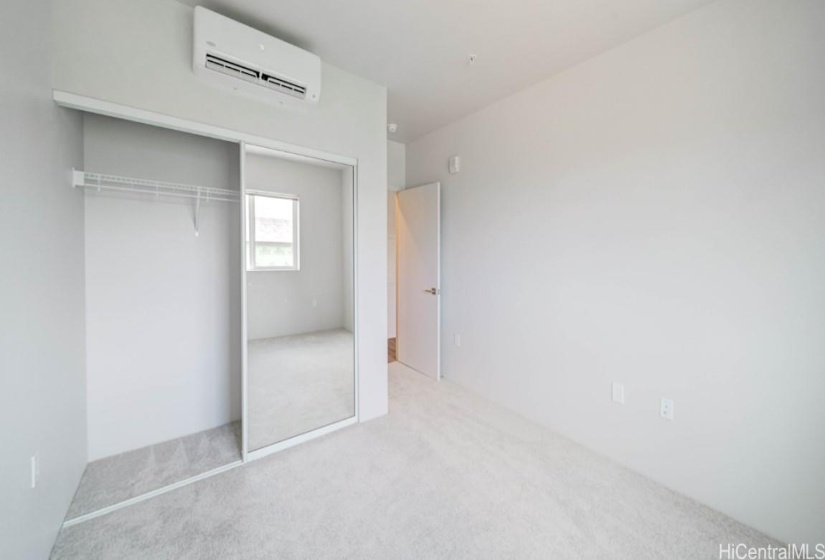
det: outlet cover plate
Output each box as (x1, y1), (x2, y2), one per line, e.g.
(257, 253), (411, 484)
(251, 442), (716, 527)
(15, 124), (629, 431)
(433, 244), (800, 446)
(612, 382), (624, 404)
(660, 398), (674, 420)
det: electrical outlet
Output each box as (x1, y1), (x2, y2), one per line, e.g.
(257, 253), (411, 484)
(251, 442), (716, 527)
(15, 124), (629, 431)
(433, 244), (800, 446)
(30, 456), (39, 489)
(612, 382), (624, 404)
(454, 334), (461, 347)
(660, 398), (674, 420)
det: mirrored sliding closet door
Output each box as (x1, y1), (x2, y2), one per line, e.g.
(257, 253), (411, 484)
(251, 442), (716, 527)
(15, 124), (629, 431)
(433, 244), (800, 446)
(243, 144), (356, 453)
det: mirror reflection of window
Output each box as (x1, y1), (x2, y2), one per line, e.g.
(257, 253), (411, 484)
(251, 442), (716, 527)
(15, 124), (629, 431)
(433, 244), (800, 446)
(246, 193), (299, 271)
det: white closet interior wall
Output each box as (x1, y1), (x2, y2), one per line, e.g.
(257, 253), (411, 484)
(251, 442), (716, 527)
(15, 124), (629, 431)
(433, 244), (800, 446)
(83, 114), (241, 461)
(245, 154), (353, 339)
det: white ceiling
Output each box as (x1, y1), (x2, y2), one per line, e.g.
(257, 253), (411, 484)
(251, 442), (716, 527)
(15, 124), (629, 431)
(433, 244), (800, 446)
(178, 0), (716, 142)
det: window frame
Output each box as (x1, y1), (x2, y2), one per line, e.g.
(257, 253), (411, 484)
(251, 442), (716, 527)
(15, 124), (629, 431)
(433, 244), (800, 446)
(246, 190), (300, 272)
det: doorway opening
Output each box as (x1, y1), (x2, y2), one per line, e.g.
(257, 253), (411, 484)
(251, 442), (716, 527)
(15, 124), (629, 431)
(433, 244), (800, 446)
(389, 182), (441, 380)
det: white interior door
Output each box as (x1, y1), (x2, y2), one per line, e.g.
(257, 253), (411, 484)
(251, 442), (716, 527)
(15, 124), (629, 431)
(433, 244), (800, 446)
(396, 182), (441, 379)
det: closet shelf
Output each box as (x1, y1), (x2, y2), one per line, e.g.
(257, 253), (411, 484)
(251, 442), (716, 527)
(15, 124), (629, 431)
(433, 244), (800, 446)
(73, 169), (239, 236)
(72, 169), (240, 203)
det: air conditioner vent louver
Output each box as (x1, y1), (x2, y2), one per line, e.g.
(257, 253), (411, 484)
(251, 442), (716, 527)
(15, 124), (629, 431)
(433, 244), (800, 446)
(262, 74), (307, 97)
(205, 53), (307, 100)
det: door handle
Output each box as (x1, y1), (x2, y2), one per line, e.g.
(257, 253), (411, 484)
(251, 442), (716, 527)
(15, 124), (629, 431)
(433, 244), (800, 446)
(424, 288), (439, 295)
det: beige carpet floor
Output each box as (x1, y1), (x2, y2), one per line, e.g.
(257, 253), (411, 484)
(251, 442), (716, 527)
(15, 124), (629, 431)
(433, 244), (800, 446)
(51, 362), (778, 559)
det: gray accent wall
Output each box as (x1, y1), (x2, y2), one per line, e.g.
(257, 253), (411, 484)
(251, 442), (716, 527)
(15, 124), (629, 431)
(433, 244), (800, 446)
(0, 0), (87, 557)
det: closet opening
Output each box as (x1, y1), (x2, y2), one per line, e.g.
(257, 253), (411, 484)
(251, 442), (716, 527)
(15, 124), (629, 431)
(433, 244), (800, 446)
(57, 104), (360, 525)
(65, 113), (243, 523)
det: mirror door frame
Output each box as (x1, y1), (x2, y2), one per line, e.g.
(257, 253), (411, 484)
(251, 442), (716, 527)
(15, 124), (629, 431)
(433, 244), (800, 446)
(240, 142), (360, 462)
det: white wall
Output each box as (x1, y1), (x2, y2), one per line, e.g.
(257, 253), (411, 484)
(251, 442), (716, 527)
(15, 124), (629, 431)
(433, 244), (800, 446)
(388, 140), (406, 191)
(0, 1), (86, 557)
(387, 140), (406, 338)
(83, 114), (240, 460)
(246, 154), (347, 340)
(406, 0), (825, 546)
(387, 193), (398, 338)
(52, 0), (388, 421)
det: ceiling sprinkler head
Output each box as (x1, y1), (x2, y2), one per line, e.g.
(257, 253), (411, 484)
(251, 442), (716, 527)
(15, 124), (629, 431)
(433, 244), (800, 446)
(468, 54), (478, 65)
(387, 123), (398, 134)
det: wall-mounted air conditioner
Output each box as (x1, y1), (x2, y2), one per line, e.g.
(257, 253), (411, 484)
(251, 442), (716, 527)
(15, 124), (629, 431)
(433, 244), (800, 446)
(193, 7), (321, 107)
